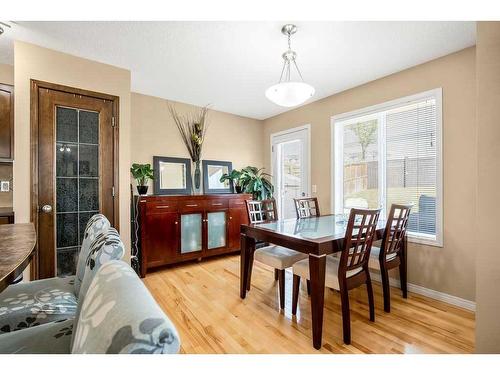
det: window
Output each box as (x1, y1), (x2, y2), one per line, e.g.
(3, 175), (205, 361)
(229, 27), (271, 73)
(332, 88), (442, 247)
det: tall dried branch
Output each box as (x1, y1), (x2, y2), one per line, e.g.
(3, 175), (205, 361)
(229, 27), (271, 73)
(168, 103), (210, 162)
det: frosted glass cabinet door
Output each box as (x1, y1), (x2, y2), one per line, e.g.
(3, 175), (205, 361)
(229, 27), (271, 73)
(181, 213), (203, 253)
(207, 211), (227, 249)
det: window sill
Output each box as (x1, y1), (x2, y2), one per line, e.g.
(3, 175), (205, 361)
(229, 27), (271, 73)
(407, 233), (443, 248)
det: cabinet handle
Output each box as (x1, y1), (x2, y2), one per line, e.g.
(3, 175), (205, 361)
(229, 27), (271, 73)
(175, 221), (178, 225)
(229, 216), (233, 220)
(186, 204), (198, 207)
(156, 205), (169, 209)
(212, 203), (222, 206)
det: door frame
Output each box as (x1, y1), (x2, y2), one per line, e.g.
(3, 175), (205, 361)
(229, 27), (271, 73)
(30, 79), (120, 280)
(270, 124), (311, 219)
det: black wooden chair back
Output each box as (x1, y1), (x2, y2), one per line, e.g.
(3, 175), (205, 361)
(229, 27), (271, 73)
(293, 197), (320, 218)
(380, 204), (412, 261)
(245, 199), (278, 224)
(340, 208), (381, 274)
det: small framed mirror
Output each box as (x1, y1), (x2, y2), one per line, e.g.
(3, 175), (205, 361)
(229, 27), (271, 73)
(202, 160), (233, 194)
(153, 156), (192, 195)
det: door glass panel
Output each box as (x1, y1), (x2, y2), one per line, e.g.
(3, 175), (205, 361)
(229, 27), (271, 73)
(56, 107), (78, 142)
(55, 107), (100, 277)
(181, 213), (202, 253)
(207, 211), (226, 249)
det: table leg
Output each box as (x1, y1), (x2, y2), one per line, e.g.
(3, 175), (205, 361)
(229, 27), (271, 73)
(240, 234), (255, 299)
(309, 253), (326, 350)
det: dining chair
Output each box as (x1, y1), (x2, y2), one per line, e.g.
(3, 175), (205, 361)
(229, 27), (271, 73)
(244, 199), (308, 310)
(368, 203), (412, 312)
(292, 208), (381, 344)
(293, 197), (321, 218)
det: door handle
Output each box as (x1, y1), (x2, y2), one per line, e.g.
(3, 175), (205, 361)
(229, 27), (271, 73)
(41, 204), (53, 213)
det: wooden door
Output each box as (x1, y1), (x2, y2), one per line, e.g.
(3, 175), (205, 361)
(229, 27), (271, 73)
(144, 211), (179, 268)
(33, 82), (118, 279)
(0, 83), (14, 161)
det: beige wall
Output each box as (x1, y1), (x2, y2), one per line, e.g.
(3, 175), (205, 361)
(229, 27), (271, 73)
(263, 47), (477, 301)
(475, 22), (500, 353)
(131, 93), (264, 190)
(14, 41), (132, 260)
(0, 63), (14, 85)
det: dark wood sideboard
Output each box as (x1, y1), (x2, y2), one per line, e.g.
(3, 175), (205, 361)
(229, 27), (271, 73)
(135, 194), (251, 277)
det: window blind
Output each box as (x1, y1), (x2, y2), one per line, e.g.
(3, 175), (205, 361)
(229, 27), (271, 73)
(333, 89), (441, 245)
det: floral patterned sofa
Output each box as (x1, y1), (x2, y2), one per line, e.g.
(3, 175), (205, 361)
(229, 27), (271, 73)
(0, 260), (180, 353)
(0, 214), (111, 333)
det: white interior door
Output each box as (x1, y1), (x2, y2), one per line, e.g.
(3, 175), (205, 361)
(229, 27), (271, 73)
(271, 126), (310, 220)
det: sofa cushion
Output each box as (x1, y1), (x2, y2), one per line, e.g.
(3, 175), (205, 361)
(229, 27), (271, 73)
(0, 318), (73, 354)
(72, 260), (180, 354)
(78, 227), (125, 302)
(74, 214), (111, 297)
(0, 276), (77, 335)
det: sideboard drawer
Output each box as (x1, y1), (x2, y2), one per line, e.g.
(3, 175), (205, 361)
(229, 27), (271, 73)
(206, 199), (229, 209)
(229, 199), (247, 208)
(146, 200), (178, 214)
(179, 200), (206, 212)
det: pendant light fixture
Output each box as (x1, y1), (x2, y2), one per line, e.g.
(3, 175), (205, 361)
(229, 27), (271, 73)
(265, 24), (315, 107)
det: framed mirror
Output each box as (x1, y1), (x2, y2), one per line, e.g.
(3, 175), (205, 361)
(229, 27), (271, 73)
(202, 160), (233, 194)
(153, 156), (192, 195)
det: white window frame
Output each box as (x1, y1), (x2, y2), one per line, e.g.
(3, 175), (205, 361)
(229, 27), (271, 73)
(330, 88), (443, 247)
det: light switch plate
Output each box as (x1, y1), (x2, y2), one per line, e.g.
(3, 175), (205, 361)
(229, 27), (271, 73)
(312, 184), (317, 193)
(0, 181), (10, 192)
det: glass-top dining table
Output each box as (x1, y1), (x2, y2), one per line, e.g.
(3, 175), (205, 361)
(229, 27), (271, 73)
(239, 214), (403, 349)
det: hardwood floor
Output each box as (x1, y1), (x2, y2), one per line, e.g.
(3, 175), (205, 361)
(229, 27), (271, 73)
(144, 255), (475, 354)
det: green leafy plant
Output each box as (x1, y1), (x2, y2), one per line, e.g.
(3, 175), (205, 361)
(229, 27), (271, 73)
(239, 166), (274, 200)
(220, 169), (243, 188)
(130, 163), (154, 186)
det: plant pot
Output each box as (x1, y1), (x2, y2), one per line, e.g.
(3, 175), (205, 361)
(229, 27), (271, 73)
(235, 185), (243, 194)
(137, 185), (148, 195)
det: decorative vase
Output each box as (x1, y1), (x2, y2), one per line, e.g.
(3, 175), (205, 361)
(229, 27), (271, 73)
(235, 185), (243, 194)
(192, 160), (202, 195)
(137, 185), (148, 195)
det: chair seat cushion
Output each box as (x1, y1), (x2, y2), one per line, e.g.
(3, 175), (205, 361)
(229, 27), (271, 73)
(254, 245), (308, 270)
(292, 255), (362, 290)
(368, 246), (398, 269)
(0, 276), (77, 335)
(0, 318), (73, 354)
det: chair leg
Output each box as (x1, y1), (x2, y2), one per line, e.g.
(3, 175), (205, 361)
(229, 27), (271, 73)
(399, 255), (408, 299)
(306, 279), (311, 296)
(278, 269), (285, 310)
(274, 268), (279, 281)
(366, 271), (375, 322)
(292, 274), (300, 315)
(246, 250), (254, 291)
(381, 266), (391, 313)
(339, 285), (351, 345)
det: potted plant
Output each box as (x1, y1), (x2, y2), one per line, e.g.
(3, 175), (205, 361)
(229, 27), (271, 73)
(219, 169), (243, 193)
(130, 163), (154, 195)
(239, 166), (274, 200)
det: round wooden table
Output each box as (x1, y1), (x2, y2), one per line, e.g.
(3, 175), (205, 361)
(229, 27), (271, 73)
(0, 223), (36, 293)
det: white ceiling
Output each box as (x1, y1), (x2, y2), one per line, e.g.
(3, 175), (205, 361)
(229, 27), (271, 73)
(0, 21), (476, 120)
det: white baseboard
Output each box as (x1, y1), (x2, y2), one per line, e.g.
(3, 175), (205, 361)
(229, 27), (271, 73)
(370, 273), (476, 312)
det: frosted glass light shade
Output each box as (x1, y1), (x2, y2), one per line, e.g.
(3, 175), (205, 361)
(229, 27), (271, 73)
(265, 81), (315, 107)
